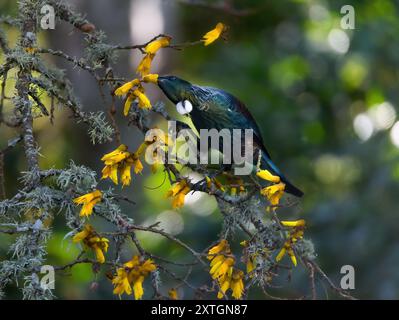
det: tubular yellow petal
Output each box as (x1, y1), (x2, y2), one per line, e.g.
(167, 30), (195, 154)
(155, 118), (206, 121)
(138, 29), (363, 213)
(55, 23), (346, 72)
(260, 182), (286, 206)
(80, 202), (95, 217)
(73, 192), (94, 204)
(73, 190), (102, 217)
(93, 245), (106, 264)
(215, 258), (234, 278)
(72, 224), (93, 243)
(213, 178), (225, 192)
(276, 247), (286, 262)
(136, 53), (154, 77)
(168, 288), (178, 300)
(217, 277), (230, 299)
(246, 258), (255, 276)
(123, 95), (134, 116)
(231, 269), (244, 299)
(290, 253), (298, 267)
(239, 240), (248, 247)
(124, 255), (140, 269)
(202, 22), (226, 46)
(142, 73), (159, 83)
(120, 163), (132, 187)
(230, 187), (237, 196)
(209, 259), (224, 277)
(101, 165), (112, 180)
(101, 145), (130, 165)
(208, 239), (228, 258)
(135, 142), (149, 157)
(133, 159), (144, 174)
(166, 180), (187, 198)
(256, 169), (281, 183)
(112, 269), (132, 296)
(281, 219), (306, 228)
(133, 276), (145, 300)
(210, 254), (225, 267)
(144, 36), (171, 54)
(172, 192), (186, 208)
(114, 79), (140, 96)
(133, 89), (151, 109)
(205, 176), (212, 189)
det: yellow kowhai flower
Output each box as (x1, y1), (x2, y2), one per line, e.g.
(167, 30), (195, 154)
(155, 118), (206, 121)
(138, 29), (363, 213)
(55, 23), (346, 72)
(276, 241), (298, 266)
(144, 36), (171, 54)
(133, 89), (151, 109)
(72, 224), (109, 263)
(102, 164), (119, 184)
(101, 144), (130, 166)
(260, 182), (286, 208)
(168, 288), (178, 300)
(217, 268), (244, 300)
(245, 254), (256, 277)
(207, 240), (234, 279)
(208, 239), (244, 299)
(230, 269), (245, 299)
(281, 219), (306, 228)
(123, 89), (152, 115)
(114, 79), (140, 96)
(118, 156), (143, 187)
(136, 53), (154, 77)
(112, 268), (132, 296)
(123, 94), (135, 116)
(205, 176), (212, 189)
(208, 239), (229, 259)
(142, 73), (159, 84)
(256, 169), (281, 183)
(120, 161), (133, 187)
(133, 157), (144, 174)
(213, 178), (226, 192)
(166, 179), (191, 209)
(240, 240), (248, 247)
(73, 190), (102, 217)
(240, 240), (256, 277)
(101, 145), (142, 186)
(276, 222), (305, 267)
(112, 255), (156, 300)
(217, 267), (232, 299)
(210, 255), (235, 279)
(202, 22), (227, 46)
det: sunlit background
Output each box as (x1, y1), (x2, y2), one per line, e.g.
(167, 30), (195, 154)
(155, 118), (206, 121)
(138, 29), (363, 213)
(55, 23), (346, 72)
(1, 0), (399, 299)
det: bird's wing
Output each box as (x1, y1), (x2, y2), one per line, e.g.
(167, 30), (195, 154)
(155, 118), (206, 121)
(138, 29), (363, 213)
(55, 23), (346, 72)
(204, 87), (273, 159)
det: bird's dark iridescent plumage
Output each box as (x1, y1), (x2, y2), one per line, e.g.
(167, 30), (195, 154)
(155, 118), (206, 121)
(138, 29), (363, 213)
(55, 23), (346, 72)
(157, 75), (303, 197)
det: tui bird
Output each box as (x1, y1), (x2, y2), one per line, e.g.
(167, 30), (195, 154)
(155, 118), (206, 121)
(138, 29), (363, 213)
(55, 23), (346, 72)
(157, 75), (303, 197)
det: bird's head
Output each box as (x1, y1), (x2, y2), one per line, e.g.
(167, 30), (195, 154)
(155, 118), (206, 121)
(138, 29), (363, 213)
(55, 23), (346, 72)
(157, 75), (193, 104)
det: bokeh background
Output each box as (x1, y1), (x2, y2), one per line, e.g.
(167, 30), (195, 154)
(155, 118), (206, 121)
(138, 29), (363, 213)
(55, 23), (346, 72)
(1, 0), (399, 299)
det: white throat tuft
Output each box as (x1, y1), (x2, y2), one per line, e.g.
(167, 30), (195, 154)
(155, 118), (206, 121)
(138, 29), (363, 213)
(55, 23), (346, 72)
(176, 100), (193, 115)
